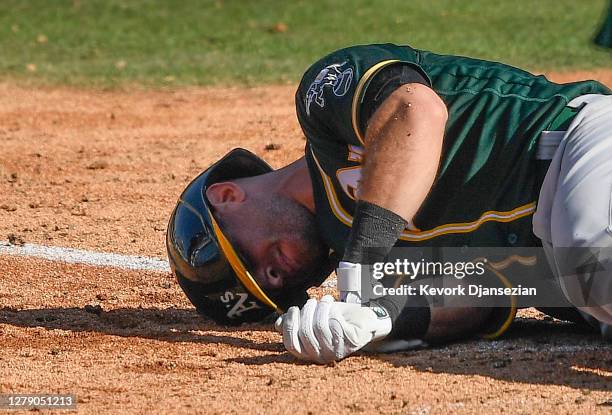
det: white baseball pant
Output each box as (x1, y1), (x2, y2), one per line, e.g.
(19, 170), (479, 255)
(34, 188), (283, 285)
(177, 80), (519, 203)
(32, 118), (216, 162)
(533, 94), (612, 341)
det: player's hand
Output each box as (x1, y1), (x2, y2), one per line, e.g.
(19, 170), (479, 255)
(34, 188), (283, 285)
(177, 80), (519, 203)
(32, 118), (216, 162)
(275, 295), (392, 364)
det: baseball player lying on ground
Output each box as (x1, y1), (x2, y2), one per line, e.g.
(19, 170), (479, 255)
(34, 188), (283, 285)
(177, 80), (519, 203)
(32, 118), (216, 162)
(166, 43), (612, 364)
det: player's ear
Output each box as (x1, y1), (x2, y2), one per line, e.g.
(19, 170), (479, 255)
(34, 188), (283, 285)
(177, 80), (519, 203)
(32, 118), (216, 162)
(206, 182), (246, 208)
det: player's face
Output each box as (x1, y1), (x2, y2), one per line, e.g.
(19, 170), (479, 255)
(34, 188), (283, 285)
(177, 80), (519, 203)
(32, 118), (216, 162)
(217, 193), (328, 292)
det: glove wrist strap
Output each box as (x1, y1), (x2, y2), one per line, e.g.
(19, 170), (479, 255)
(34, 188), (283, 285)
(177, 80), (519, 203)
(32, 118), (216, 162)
(337, 261), (364, 303)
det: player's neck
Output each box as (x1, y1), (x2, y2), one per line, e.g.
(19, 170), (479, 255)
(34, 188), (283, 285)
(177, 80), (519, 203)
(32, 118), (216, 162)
(274, 157), (316, 213)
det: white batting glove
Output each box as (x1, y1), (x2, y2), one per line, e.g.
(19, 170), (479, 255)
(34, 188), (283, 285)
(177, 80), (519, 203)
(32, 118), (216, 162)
(275, 295), (392, 364)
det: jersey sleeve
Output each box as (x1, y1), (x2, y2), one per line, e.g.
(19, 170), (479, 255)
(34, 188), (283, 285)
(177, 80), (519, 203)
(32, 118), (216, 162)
(295, 44), (431, 148)
(358, 62), (429, 135)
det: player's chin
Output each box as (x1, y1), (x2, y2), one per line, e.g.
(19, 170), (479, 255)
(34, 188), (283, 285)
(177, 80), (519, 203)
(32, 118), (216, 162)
(290, 255), (328, 288)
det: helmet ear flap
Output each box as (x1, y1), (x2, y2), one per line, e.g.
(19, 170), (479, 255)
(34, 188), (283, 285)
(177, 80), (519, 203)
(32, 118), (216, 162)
(175, 272), (275, 326)
(166, 202), (221, 283)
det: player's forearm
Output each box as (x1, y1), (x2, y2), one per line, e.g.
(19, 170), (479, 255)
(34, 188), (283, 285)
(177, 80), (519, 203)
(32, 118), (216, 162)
(359, 83), (447, 222)
(341, 84), (447, 281)
(374, 276), (494, 343)
(424, 306), (492, 342)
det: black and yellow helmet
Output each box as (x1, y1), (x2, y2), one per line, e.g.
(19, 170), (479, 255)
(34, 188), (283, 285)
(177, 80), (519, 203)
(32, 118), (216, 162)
(166, 148), (328, 325)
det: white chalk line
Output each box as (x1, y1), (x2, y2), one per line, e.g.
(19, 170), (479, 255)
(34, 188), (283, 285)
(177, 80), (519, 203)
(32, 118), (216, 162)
(0, 241), (171, 273)
(0, 240), (340, 287)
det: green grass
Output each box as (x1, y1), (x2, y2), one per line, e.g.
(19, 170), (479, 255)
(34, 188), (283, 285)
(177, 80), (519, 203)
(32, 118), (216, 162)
(0, 0), (610, 87)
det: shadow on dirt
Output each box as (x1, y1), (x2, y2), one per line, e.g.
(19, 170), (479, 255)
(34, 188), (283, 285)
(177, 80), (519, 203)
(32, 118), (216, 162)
(370, 317), (612, 392)
(228, 317), (612, 391)
(2, 306), (611, 390)
(0, 306), (282, 353)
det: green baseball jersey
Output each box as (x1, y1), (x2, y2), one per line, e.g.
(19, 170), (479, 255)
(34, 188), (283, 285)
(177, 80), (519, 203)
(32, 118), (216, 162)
(297, 43), (611, 255)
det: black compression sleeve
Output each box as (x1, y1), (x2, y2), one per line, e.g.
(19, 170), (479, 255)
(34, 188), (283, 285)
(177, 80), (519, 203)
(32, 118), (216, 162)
(342, 200), (407, 264)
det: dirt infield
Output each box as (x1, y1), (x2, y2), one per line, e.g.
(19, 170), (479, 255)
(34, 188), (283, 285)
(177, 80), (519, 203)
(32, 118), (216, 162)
(1, 70), (612, 414)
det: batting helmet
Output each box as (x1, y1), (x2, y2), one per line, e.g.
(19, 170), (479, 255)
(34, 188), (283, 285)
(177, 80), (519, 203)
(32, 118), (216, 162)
(166, 148), (330, 325)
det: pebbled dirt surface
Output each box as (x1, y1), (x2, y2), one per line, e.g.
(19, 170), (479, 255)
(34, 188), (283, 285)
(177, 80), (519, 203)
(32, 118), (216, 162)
(1, 70), (612, 414)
